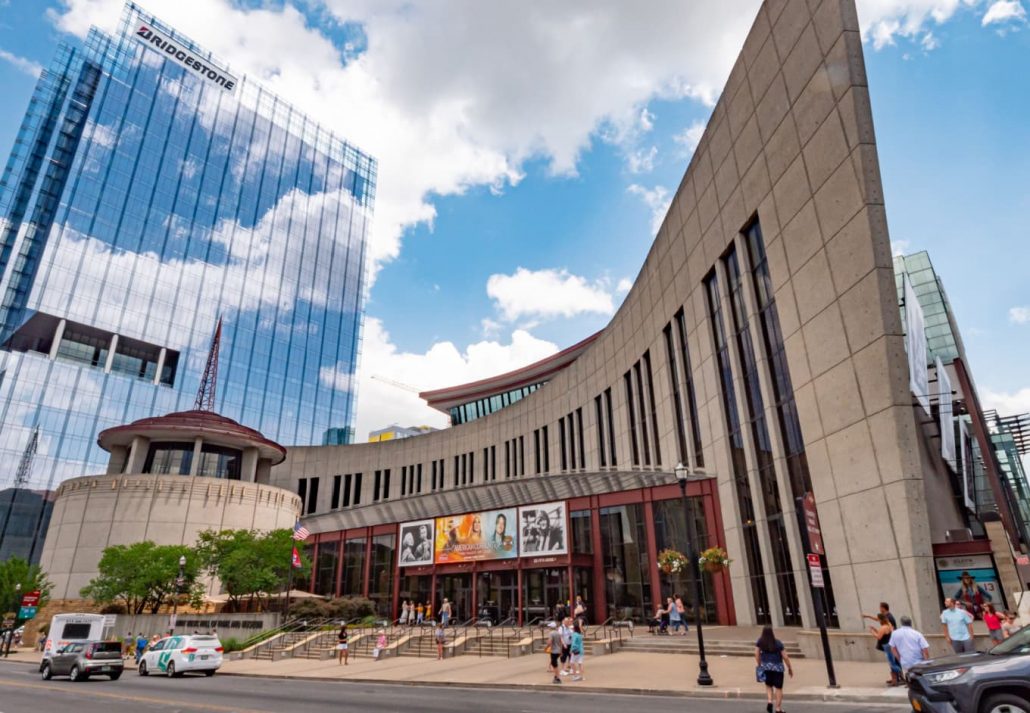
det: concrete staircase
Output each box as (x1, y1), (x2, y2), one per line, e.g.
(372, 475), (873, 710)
(250, 631), (313, 660)
(398, 633), (444, 658)
(619, 634), (804, 658)
(464, 632), (525, 657)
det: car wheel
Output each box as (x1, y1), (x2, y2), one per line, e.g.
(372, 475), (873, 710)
(138, 661), (148, 676)
(167, 661), (179, 678)
(982, 693), (1030, 713)
(69, 664), (84, 682)
(203, 669), (215, 677)
(108, 672), (121, 681)
(40, 663), (51, 681)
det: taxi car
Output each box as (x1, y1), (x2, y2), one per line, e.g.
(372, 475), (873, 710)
(137, 634), (223, 677)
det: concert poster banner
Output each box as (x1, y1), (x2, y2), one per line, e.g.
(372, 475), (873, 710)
(434, 508), (518, 563)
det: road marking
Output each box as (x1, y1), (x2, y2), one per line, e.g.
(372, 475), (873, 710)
(0, 677), (267, 712)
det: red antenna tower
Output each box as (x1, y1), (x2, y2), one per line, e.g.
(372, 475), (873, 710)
(194, 316), (222, 411)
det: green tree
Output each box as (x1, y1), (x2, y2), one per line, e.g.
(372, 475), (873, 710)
(79, 541), (202, 614)
(0, 557), (52, 619)
(196, 529), (309, 612)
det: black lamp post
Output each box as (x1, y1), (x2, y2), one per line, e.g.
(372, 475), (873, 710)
(676, 462), (713, 687)
(171, 555), (186, 635)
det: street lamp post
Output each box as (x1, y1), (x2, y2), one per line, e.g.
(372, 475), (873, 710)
(171, 555), (186, 635)
(675, 462), (713, 687)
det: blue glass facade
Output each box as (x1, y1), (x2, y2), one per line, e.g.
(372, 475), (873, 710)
(0, 3), (375, 560)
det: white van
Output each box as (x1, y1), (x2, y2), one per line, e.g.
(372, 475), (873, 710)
(42, 614), (107, 662)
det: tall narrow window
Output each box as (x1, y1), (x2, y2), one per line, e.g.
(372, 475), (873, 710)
(568, 414), (577, 469)
(454, 456), (460, 488)
(559, 419), (568, 471)
(343, 473), (352, 507)
(542, 425), (550, 471)
(400, 467), (407, 497)
(373, 470), (382, 502)
(469, 452), (475, 483)
(416, 464), (423, 493)
(746, 220), (838, 626)
(675, 308), (705, 467)
(490, 445), (496, 481)
(725, 245), (800, 626)
(643, 350), (662, 466)
(331, 474), (342, 509)
(665, 324), (689, 464)
(353, 473), (362, 505)
(605, 388), (617, 466)
(298, 478), (307, 510)
(534, 429), (542, 473)
(624, 372), (640, 466)
(707, 270), (771, 625)
(483, 448), (489, 482)
(431, 460), (438, 490)
(383, 469), (391, 500)
(505, 440), (511, 478)
(634, 362), (651, 466)
(595, 396), (607, 467)
(576, 408), (586, 470)
(519, 436), (525, 476)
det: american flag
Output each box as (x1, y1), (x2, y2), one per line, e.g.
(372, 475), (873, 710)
(292, 521), (309, 541)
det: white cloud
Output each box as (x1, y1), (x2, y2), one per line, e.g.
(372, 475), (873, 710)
(1009, 306), (1030, 324)
(891, 239), (912, 256)
(673, 120), (706, 157)
(627, 183), (671, 235)
(486, 267), (616, 322)
(0, 48), (43, 78)
(857, 0), (981, 50)
(627, 145), (658, 174)
(323, 317), (560, 437)
(616, 277), (633, 294)
(982, 0), (1027, 25)
(982, 387), (1030, 415)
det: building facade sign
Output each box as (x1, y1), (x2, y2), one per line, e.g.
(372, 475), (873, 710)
(517, 501), (568, 556)
(905, 274), (930, 415)
(133, 22), (238, 93)
(434, 508), (518, 563)
(935, 554), (1002, 615)
(398, 519), (435, 567)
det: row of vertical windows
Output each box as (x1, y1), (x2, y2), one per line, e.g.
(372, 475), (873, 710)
(706, 269), (771, 625)
(373, 469), (391, 502)
(430, 458), (445, 491)
(503, 436), (525, 478)
(297, 477), (319, 515)
(623, 351), (662, 467)
(559, 408), (586, 471)
(533, 426), (550, 474)
(399, 464), (423, 497)
(745, 221), (838, 626)
(448, 382), (546, 425)
(724, 244), (801, 627)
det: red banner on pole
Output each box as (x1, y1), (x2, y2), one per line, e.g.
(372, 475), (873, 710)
(802, 492), (824, 556)
(20, 590), (41, 608)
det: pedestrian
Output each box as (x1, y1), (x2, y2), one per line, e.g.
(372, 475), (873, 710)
(667, 596), (683, 635)
(983, 604), (1004, 644)
(648, 604), (665, 635)
(674, 595), (688, 634)
(755, 625), (793, 713)
(888, 616), (930, 680)
(336, 623), (349, 666)
(416, 601), (425, 625)
(123, 631), (134, 659)
(868, 612), (901, 686)
(546, 621), (563, 684)
(400, 600), (410, 626)
(440, 598), (452, 626)
(559, 616), (573, 675)
(573, 595), (586, 622)
(373, 629), (387, 660)
(863, 601), (898, 630)
(1002, 611), (1022, 638)
(940, 597), (975, 654)
(570, 619), (585, 681)
(135, 632), (148, 664)
(435, 622), (446, 660)
(426, 602), (433, 623)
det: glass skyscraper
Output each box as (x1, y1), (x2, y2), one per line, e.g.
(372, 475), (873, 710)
(0, 2), (375, 560)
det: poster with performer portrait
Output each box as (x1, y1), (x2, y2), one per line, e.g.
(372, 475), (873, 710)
(434, 508), (518, 563)
(518, 501), (568, 556)
(398, 519), (435, 567)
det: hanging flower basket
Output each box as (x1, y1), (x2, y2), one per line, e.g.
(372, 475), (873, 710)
(699, 546), (732, 573)
(657, 549), (689, 575)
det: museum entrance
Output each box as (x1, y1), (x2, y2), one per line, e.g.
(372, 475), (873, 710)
(398, 574), (431, 616)
(522, 567), (568, 623)
(435, 573), (472, 622)
(476, 570), (517, 624)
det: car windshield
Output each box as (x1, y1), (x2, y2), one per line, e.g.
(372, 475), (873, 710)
(989, 626), (1030, 655)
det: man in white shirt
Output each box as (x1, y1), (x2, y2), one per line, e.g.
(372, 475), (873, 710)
(890, 616), (931, 677)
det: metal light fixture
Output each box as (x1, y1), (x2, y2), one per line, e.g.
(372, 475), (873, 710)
(675, 462), (713, 687)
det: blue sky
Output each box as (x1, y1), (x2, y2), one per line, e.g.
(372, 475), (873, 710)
(0, 0), (1028, 436)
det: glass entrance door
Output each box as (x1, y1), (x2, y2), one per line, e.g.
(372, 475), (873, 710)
(476, 570), (518, 624)
(522, 568), (568, 623)
(435, 574), (472, 623)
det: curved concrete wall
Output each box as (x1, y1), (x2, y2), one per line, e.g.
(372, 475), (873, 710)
(40, 474), (300, 599)
(271, 0), (940, 632)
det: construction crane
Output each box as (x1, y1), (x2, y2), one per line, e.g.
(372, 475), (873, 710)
(371, 375), (422, 394)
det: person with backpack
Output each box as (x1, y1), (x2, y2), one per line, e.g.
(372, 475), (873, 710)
(755, 625), (793, 713)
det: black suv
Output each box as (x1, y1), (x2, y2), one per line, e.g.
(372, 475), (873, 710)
(907, 625), (1030, 713)
(40, 640), (124, 682)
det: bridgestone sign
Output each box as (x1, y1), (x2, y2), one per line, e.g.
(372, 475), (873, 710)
(134, 24), (238, 94)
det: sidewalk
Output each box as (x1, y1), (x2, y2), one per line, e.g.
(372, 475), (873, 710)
(0, 646), (910, 704)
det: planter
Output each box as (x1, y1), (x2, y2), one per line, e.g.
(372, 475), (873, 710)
(702, 561), (725, 574)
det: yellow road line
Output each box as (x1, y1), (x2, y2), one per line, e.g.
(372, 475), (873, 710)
(0, 677), (267, 712)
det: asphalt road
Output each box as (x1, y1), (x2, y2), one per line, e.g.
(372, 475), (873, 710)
(0, 664), (911, 713)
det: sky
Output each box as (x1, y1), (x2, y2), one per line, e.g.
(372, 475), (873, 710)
(0, 0), (1028, 442)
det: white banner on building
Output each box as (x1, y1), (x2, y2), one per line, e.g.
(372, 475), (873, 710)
(960, 418), (975, 511)
(937, 357), (956, 471)
(904, 274), (930, 416)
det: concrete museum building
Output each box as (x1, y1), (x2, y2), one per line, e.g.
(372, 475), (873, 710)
(267, 0), (1029, 636)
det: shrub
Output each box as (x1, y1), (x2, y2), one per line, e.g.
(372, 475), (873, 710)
(221, 637), (244, 652)
(325, 596), (375, 622)
(288, 598), (328, 620)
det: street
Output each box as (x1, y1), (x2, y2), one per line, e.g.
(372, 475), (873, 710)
(0, 663), (911, 713)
